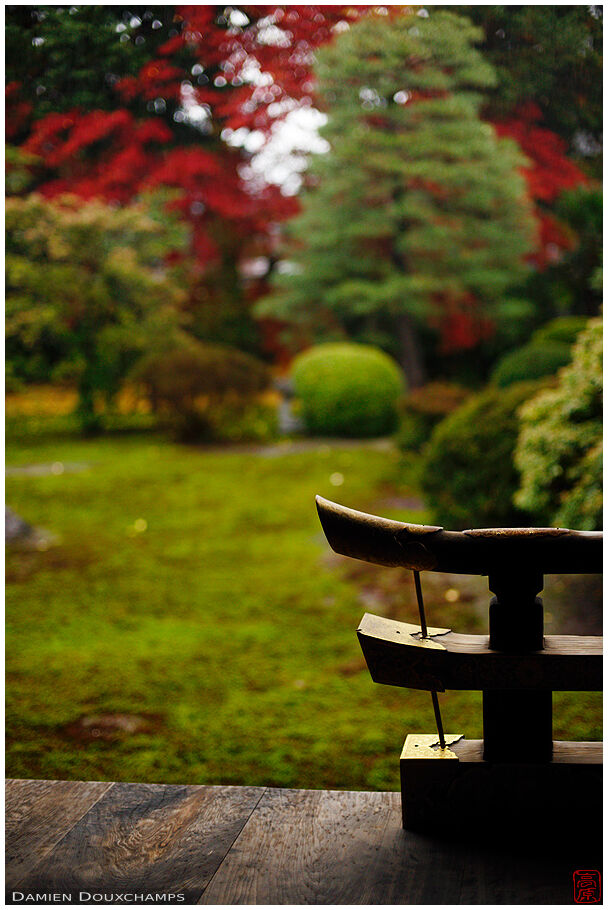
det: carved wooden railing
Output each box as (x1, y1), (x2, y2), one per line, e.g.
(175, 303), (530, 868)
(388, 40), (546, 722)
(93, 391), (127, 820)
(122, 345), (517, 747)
(316, 495), (602, 834)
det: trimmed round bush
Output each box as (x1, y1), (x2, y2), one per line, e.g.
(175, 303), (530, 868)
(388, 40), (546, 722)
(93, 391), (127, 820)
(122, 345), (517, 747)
(421, 380), (545, 529)
(292, 342), (404, 437)
(491, 342), (572, 387)
(135, 340), (270, 441)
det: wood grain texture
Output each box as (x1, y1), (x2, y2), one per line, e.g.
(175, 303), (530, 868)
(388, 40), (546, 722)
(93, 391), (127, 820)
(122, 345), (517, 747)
(199, 787), (469, 905)
(316, 495), (602, 574)
(5, 778), (113, 890)
(201, 785), (600, 905)
(450, 738), (603, 764)
(8, 782), (264, 904)
(358, 612), (602, 692)
(7, 780), (602, 905)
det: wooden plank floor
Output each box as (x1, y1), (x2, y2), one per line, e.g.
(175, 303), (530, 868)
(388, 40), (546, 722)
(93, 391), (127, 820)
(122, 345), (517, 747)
(6, 779), (602, 905)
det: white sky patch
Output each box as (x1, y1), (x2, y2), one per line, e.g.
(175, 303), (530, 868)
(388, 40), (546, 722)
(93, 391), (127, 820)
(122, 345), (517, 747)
(255, 22), (292, 47)
(179, 81), (212, 131)
(246, 107), (329, 195)
(229, 8), (249, 28)
(174, 41), (329, 192)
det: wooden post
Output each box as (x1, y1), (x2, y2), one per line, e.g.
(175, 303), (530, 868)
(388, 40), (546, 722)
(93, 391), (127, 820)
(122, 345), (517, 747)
(483, 571), (552, 762)
(317, 497), (603, 833)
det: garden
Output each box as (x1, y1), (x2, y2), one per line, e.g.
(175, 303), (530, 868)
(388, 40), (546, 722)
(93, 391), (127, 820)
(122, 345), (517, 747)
(6, 5), (602, 791)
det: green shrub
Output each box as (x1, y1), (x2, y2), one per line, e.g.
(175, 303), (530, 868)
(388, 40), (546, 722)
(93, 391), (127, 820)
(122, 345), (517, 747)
(491, 342), (572, 387)
(135, 340), (270, 442)
(531, 316), (589, 347)
(491, 317), (588, 388)
(395, 411), (430, 452)
(212, 403), (278, 444)
(421, 380), (545, 529)
(6, 192), (187, 434)
(5, 363), (23, 394)
(291, 342), (404, 438)
(514, 318), (602, 530)
(396, 382), (471, 451)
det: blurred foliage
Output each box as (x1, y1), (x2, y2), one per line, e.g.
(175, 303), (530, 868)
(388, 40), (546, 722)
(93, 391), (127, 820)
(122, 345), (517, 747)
(461, 185), (601, 378)
(292, 343), (404, 438)
(5, 6), (158, 122)
(9, 5), (601, 154)
(6, 191), (188, 433)
(5, 145), (41, 195)
(134, 339), (271, 441)
(7, 6), (600, 380)
(421, 380), (545, 529)
(209, 402), (278, 445)
(532, 314), (590, 347)
(5, 6), (363, 366)
(491, 343), (571, 388)
(555, 187), (603, 314)
(458, 6), (603, 156)
(258, 11), (536, 388)
(522, 186), (603, 322)
(5, 383), (150, 419)
(395, 382), (471, 453)
(187, 248), (263, 358)
(515, 318), (602, 530)
(491, 315), (589, 387)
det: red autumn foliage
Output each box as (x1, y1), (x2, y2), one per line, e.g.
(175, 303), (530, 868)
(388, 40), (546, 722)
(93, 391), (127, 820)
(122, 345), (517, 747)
(6, 10), (588, 358)
(118, 60), (185, 103)
(435, 103), (588, 349)
(433, 295), (495, 355)
(492, 102), (586, 267)
(11, 5), (359, 276)
(429, 104), (587, 351)
(494, 102), (586, 203)
(6, 81), (32, 141)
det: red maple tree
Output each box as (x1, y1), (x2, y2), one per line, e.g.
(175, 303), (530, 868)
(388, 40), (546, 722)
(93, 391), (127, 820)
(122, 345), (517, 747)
(14, 7), (361, 260)
(7, 8), (588, 358)
(493, 102), (587, 268)
(9, 6), (369, 353)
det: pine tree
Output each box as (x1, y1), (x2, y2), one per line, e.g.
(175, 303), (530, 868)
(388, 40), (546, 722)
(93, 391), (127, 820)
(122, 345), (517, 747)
(259, 11), (537, 387)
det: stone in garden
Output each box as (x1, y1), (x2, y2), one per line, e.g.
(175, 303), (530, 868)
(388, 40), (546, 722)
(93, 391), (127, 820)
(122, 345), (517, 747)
(5, 506), (57, 550)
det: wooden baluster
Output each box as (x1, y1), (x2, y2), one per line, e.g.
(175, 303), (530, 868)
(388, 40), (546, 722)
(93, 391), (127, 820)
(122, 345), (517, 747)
(483, 570), (552, 762)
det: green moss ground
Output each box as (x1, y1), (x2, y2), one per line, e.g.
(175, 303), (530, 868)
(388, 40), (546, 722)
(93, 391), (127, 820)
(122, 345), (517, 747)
(6, 431), (601, 789)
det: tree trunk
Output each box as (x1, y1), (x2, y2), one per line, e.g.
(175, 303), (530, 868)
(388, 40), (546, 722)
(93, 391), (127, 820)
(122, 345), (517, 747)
(77, 369), (102, 435)
(397, 313), (426, 390)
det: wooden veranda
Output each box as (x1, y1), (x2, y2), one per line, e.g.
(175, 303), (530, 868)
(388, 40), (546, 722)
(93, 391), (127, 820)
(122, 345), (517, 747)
(5, 777), (602, 905)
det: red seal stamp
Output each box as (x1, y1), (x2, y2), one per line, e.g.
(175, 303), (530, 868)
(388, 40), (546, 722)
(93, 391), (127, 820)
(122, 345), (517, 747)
(574, 870), (601, 903)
